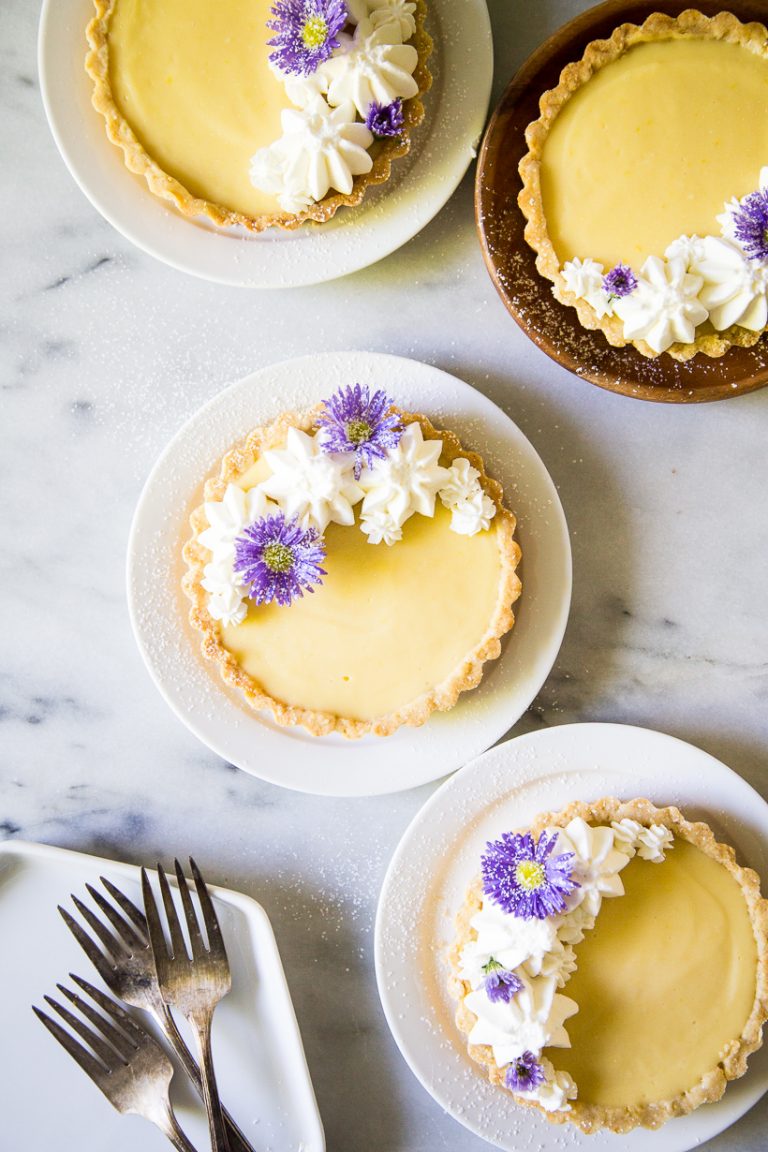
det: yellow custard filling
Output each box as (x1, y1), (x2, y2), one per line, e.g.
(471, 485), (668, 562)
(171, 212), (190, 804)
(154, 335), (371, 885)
(548, 839), (758, 1107)
(540, 38), (768, 269)
(220, 502), (503, 721)
(106, 0), (288, 216)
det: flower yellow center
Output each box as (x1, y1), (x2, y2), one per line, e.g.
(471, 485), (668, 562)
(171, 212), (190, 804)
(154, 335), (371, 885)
(301, 15), (328, 51)
(515, 860), (545, 891)
(263, 542), (294, 574)
(346, 418), (373, 445)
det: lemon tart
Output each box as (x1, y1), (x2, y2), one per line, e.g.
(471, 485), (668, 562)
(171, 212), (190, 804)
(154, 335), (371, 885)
(519, 10), (768, 359)
(448, 797), (768, 1133)
(86, 0), (432, 231)
(182, 386), (521, 738)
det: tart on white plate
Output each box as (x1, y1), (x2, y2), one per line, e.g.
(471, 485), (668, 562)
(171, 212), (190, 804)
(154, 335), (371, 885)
(182, 385), (522, 738)
(449, 797), (768, 1132)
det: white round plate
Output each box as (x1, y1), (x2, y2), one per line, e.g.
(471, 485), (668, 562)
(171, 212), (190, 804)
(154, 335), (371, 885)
(37, 0), (492, 287)
(126, 351), (571, 797)
(374, 722), (768, 1151)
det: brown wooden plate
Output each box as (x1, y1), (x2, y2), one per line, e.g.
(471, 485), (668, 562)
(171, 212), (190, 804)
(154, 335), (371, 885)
(476, 0), (768, 403)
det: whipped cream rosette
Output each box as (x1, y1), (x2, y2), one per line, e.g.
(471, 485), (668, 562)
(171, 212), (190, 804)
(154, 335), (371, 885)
(182, 386), (521, 738)
(448, 798), (768, 1134)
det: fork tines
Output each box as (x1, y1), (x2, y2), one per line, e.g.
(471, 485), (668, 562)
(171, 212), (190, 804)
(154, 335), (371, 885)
(34, 976), (148, 1087)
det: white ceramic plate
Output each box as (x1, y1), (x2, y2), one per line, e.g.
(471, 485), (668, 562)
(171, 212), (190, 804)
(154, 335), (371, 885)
(126, 351), (572, 797)
(37, 0), (492, 287)
(1, 839), (324, 1152)
(374, 722), (768, 1152)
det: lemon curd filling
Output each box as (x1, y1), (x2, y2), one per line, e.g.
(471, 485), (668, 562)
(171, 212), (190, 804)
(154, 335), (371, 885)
(106, 0), (288, 216)
(220, 502), (503, 721)
(540, 38), (768, 270)
(548, 839), (758, 1107)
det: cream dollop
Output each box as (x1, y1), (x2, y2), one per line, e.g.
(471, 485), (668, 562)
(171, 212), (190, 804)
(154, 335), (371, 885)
(561, 256), (613, 318)
(319, 19), (419, 118)
(465, 976), (578, 1066)
(369, 0), (417, 39)
(613, 255), (708, 353)
(438, 457), (496, 536)
(690, 235), (768, 332)
(460, 901), (559, 985)
(358, 422), (449, 533)
(249, 98), (373, 210)
(611, 818), (675, 863)
(259, 427), (363, 532)
(528, 1058), (578, 1113)
(548, 818), (630, 918)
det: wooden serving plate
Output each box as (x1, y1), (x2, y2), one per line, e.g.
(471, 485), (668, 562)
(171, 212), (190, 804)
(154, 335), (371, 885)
(476, 0), (768, 403)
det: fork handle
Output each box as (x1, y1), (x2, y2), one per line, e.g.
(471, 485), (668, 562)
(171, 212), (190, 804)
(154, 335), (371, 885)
(189, 1009), (231, 1152)
(159, 1109), (200, 1152)
(155, 1004), (253, 1152)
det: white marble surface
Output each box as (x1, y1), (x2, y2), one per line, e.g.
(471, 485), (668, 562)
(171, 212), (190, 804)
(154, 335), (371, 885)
(2, 1), (768, 1149)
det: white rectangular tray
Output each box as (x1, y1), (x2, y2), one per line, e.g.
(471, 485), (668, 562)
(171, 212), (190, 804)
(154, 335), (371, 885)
(0, 839), (325, 1152)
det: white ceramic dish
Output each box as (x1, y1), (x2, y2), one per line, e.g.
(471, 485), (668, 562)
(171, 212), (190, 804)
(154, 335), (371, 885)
(126, 351), (572, 797)
(37, 0), (492, 287)
(374, 722), (768, 1152)
(1, 839), (324, 1152)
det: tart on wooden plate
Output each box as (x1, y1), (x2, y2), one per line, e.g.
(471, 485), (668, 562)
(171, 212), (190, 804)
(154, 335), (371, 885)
(85, 0), (432, 230)
(448, 796), (768, 1132)
(182, 385), (521, 738)
(519, 9), (768, 359)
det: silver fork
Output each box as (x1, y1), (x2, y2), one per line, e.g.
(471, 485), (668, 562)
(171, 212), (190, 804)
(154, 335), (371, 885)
(33, 975), (198, 1152)
(142, 859), (232, 1152)
(59, 876), (253, 1152)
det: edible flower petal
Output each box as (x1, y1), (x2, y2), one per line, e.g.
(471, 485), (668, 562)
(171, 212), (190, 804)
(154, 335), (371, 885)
(233, 512), (326, 607)
(482, 959), (523, 1004)
(505, 1051), (546, 1093)
(268, 0), (348, 76)
(602, 262), (638, 299)
(316, 383), (403, 479)
(481, 831), (578, 920)
(365, 98), (405, 137)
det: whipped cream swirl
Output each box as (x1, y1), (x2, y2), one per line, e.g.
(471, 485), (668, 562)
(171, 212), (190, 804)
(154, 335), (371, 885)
(319, 18), (419, 118)
(259, 426), (364, 532)
(250, 98), (374, 213)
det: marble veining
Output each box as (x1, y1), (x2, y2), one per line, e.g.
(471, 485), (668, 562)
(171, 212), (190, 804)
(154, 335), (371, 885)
(2, 1), (768, 1150)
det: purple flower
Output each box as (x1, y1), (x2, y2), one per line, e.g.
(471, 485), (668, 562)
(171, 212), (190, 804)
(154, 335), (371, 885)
(316, 384), (403, 479)
(481, 831), (578, 920)
(365, 99), (405, 137)
(602, 262), (638, 299)
(732, 188), (768, 262)
(233, 512), (326, 607)
(267, 0), (347, 77)
(505, 1051), (546, 1093)
(482, 959), (522, 1004)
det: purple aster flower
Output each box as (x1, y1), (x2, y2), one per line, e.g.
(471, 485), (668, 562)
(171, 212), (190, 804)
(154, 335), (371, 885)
(233, 512), (326, 607)
(316, 384), (403, 479)
(505, 1051), (546, 1093)
(732, 188), (768, 262)
(481, 830), (578, 920)
(365, 99), (405, 138)
(482, 959), (522, 1004)
(267, 0), (347, 77)
(602, 262), (638, 299)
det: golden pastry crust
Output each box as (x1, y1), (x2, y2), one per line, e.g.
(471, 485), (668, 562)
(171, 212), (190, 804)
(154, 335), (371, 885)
(181, 407), (522, 739)
(518, 9), (768, 361)
(85, 0), (433, 232)
(448, 797), (768, 1134)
